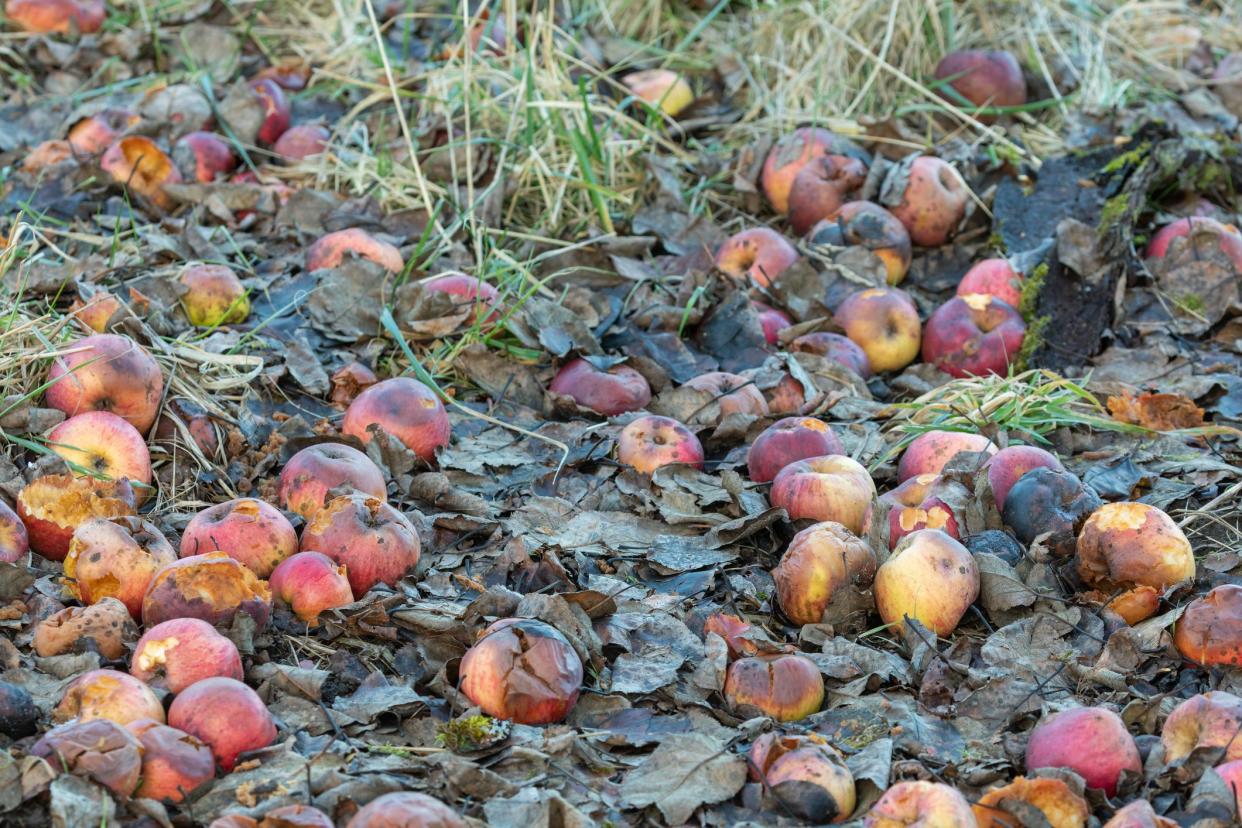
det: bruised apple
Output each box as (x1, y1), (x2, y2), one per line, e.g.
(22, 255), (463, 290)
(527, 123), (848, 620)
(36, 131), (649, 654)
(45, 333), (164, 432)
(747, 416), (844, 483)
(31, 720), (143, 797)
(17, 475), (136, 561)
(715, 227), (800, 287)
(808, 201), (912, 285)
(790, 332), (872, 378)
(616, 415), (704, 474)
(1025, 706), (1140, 795)
(180, 498), (298, 578)
(770, 455), (875, 534)
(749, 732), (856, 823)
(34, 598), (135, 659)
(874, 529), (979, 635)
(881, 474), (959, 550)
(886, 156), (969, 247)
(131, 617), (244, 693)
(762, 127), (868, 215)
(921, 294), (1026, 378)
(268, 551), (354, 624)
(773, 521), (877, 625)
(833, 287), (922, 373)
(1002, 467), (1100, 557)
(172, 132), (237, 183)
(724, 652), (824, 722)
(864, 780), (976, 828)
(549, 357), (651, 417)
(984, 444), (1063, 513)
(1174, 584), (1242, 668)
(306, 228), (404, 273)
(972, 776), (1089, 828)
(179, 263), (249, 327)
(788, 155), (868, 236)
(65, 516), (176, 618)
(299, 494), (421, 598)
(1162, 691), (1242, 764)
(459, 618), (583, 724)
(274, 124), (330, 161)
(0, 497), (30, 564)
(168, 676), (277, 771)
(1076, 502), (1195, 624)
(278, 442), (388, 520)
(55, 668), (164, 726)
(342, 377), (451, 462)
(896, 429), (996, 482)
(142, 552), (272, 630)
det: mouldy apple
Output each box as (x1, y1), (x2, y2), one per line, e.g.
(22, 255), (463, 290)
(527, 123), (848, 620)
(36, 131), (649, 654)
(64, 516), (176, 619)
(773, 521), (877, 626)
(142, 551), (272, 630)
(885, 156), (969, 247)
(54, 668), (165, 727)
(1101, 800), (1177, 828)
(808, 201), (912, 285)
(921, 294), (1026, 378)
(1145, 216), (1242, 272)
(1174, 584), (1242, 668)
(616, 414), (704, 474)
(749, 732), (856, 823)
(972, 776), (1089, 828)
(459, 618), (584, 725)
(762, 127), (868, 215)
(1002, 466), (1101, 558)
(714, 227), (800, 287)
(746, 416), (844, 483)
(126, 719), (215, 803)
(45, 333), (164, 432)
(167, 676), (277, 771)
(1025, 706), (1140, 796)
(34, 598), (135, 659)
(833, 287), (922, 373)
(342, 376), (450, 462)
(17, 474), (136, 561)
(0, 498), (29, 564)
(881, 474), (959, 550)
(548, 357), (652, 417)
(679, 371), (770, 421)
(179, 497), (298, 578)
(873, 528), (979, 636)
(46, 410), (153, 503)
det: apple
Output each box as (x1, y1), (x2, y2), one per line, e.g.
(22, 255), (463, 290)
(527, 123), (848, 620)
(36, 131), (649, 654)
(621, 69), (694, 116)
(17, 475), (136, 561)
(274, 124), (330, 161)
(790, 332), (872, 378)
(715, 227), (800, 287)
(752, 301), (793, 344)
(808, 201), (912, 285)
(422, 272), (502, 325)
(305, 227), (405, 273)
(0, 498), (30, 564)
(933, 50), (1027, 121)
(268, 551), (355, 624)
(172, 132), (237, 182)
(459, 618), (583, 724)
(342, 376), (451, 462)
(47, 410), (152, 503)
(548, 357), (651, 417)
(886, 156), (969, 247)
(346, 793), (465, 828)
(179, 497), (298, 578)
(896, 429), (996, 482)
(616, 414), (705, 474)
(773, 521), (877, 625)
(1025, 706), (1140, 796)
(65, 516), (176, 619)
(874, 528), (979, 635)
(45, 333), (164, 432)
(833, 287), (922, 373)
(864, 780), (976, 827)
(881, 474), (959, 550)
(299, 493), (421, 598)
(724, 653), (824, 722)
(747, 416), (844, 484)
(101, 136), (183, 210)
(179, 263), (250, 327)
(249, 78), (292, 145)
(958, 258), (1023, 308)
(770, 454), (875, 534)
(278, 442), (388, 520)
(762, 127), (867, 215)
(1145, 216), (1242, 272)
(168, 676), (277, 771)
(4, 0), (105, 33)
(68, 109), (140, 155)
(921, 294), (1026, 378)
(788, 155), (868, 236)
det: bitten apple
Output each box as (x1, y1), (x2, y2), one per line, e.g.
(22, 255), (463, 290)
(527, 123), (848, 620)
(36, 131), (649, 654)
(616, 414), (704, 474)
(864, 780), (976, 828)
(130, 617), (244, 693)
(1162, 691), (1242, 764)
(142, 552), (272, 630)
(1174, 584), (1242, 668)
(65, 516), (176, 618)
(54, 669), (165, 727)
(881, 474), (959, 550)
(17, 475), (136, 561)
(621, 69), (694, 116)
(958, 258), (1024, 308)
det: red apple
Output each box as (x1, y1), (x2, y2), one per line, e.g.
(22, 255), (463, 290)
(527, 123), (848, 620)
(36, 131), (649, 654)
(762, 127), (866, 215)
(791, 332), (872, 378)
(299, 493), (421, 598)
(46, 410), (152, 503)
(933, 50), (1027, 121)
(278, 442), (388, 520)
(274, 123), (330, 161)
(984, 445), (1063, 513)
(17, 475), (136, 561)
(770, 454), (875, 534)
(268, 551), (355, 624)
(249, 78), (291, 145)
(5, 0), (105, 33)
(127, 719), (215, 803)
(346, 793), (465, 828)
(423, 272), (502, 325)
(886, 156), (969, 247)
(168, 676), (277, 771)
(101, 136), (183, 210)
(305, 228), (405, 273)
(747, 416), (845, 483)
(131, 617), (244, 693)
(752, 301), (793, 344)
(1025, 706), (1140, 796)
(180, 498), (298, 578)
(680, 371), (770, 420)
(788, 155), (868, 236)
(896, 430), (997, 482)
(715, 227), (800, 287)
(724, 653), (824, 722)
(958, 258), (1023, 308)
(459, 618), (583, 724)
(1146, 216), (1242, 272)
(921, 294), (1026, 378)
(341, 377), (451, 462)
(68, 109), (140, 155)
(142, 551), (272, 630)
(45, 333), (164, 432)
(881, 474), (959, 550)
(616, 414), (704, 474)
(172, 132), (237, 182)
(864, 781), (976, 827)
(549, 357), (651, 417)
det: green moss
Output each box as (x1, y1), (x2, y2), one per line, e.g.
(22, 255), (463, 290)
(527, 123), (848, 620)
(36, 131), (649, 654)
(1015, 315), (1050, 371)
(1018, 262), (1048, 320)
(1175, 293), (1204, 313)
(1101, 142), (1150, 174)
(1098, 192), (1134, 232)
(437, 715), (508, 752)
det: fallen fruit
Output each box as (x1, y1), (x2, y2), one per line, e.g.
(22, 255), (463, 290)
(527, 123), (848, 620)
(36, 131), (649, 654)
(921, 294), (1026, 378)
(972, 776), (1089, 828)
(179, 263), (250, 327)
(724, 652), (824, 722)
(1002, 466), (1100, 557)
(68, 109), (139, 155)
(0, 680), (39, 738)
(299, 493), (421, 598)
(31, 719), (143, 797)
(790, 331), (873, 378)
(1145, 216), (1242, 272)
(1025, 706), (1140, 796)
(346, 792), (466, 828)
(886, 156), (969, 247)
(773, 521), (877, 625)
(249, 78), (292, 144)
(274, 123), (330, 160)
(680, 371), (770, 420)
(808, 201), (912, 285)
(46, 410), (152, 503)
(548, 357), (652, 417)
(268, 550), (355, 624)
(616, 414), (705, 474)
(874, 528), (979, 635)
(788, 154), (868, 236)
(715, 227), (800, 287)
(863, 780), (977, 828)
(101, 136), (183, 210)
(168, 676), (277, 771)
(958, 258), (1024, 308)
(45, 333), (165, 432)
(4, 0), (105, 33)
(459, 618), (584, 725)
(1174, 584), (1242, 668)
(770, 454), (876, 534)
(833, 287), (922, 373)
(423, 272), (503, 325)
(342, 376), (452, 462)
(762, 127), (867, 215)
(54, 668), (165, 727)
(142, 551), (273, 630)
(0, 498), (30, 564)
(984, 444), (1064, 513)
(933, 50), (1027, 120)
(127, 719), (216, 803)
(747, 416), (845, 484)
(180, 497), (298, 578)
(33, 598), (136, 659)
(881, 473), (959, 550)
(1101, 800), (1177, 828)
(65, 516), (177, 618)
(306, 227), (405, 273)
(130, 617), (244, 693)
(278, 442), (388, 520)
(749, 732), (856, 823)
(752, 301), (793, 345)
(896, 429), (997, 482)
(172, 131), (238, 182)
(17, 474), (136, 561)
(1161, 691), (1242, 764)
(621, 69), (694, 116)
